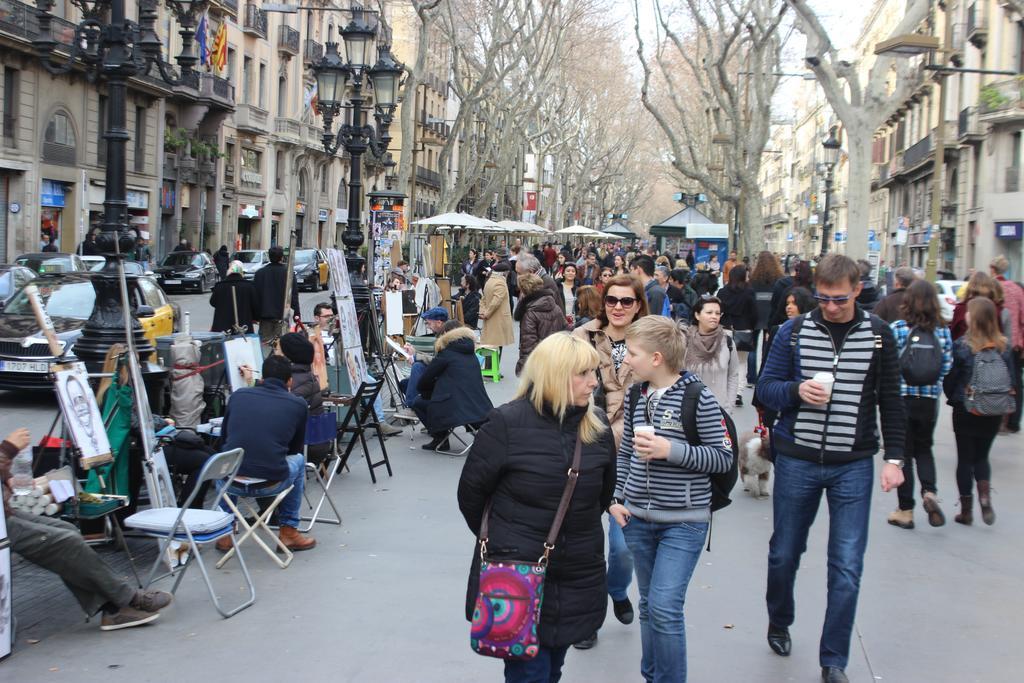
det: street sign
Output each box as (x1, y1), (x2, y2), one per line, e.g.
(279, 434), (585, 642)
(868, 230), (876, 241)
(786, 232), (794, 242)
(834, 232), (846, 242)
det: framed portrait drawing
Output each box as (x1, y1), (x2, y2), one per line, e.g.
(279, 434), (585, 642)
(54, 365), (113, 469)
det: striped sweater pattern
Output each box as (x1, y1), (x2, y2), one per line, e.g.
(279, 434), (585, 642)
(790, 313), (876, 452)
(615, 372), (734, 523)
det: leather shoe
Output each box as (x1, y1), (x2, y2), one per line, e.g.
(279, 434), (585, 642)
(572, 631), (598, 650)
(767, 624), (791, 656)
(612, 598), (634, 625)
(278, 525), (316, 551)
(215, 534), (234, 552)
(821, 666), (849, 682)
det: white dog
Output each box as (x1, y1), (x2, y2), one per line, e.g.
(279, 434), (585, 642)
(740, 434), (772, 498)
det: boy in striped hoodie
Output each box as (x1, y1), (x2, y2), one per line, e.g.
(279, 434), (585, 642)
(609, 316), (732, 683)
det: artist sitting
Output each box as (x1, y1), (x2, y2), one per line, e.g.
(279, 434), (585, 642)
(3, 428), (174, 631)
(394, 306), (449, 421)
(412, 321), (494, 450)
(216, 355), (316, 552)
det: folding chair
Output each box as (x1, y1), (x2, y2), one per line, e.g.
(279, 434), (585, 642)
(336, 379), (393, 484)
(434, 424), (477, 457)
(124, 448), (256, 618)
(215, 471), (296, 570)
(300, 412), (342, 532)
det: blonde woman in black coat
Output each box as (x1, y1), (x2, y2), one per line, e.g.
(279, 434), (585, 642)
(458, 333), (616, 682)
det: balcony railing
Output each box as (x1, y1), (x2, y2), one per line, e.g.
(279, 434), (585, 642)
(303, 39), (322, 64)
(1006, 166), (1020, 193)
(277, 25), (299, 55)
(979, 77), (1024, 118)
(243, 3), (266, 37)
(235, 104), (269, 134)
(199, 73), (234, 108)
(275, 117), (301, 139)
(958, 106), (984, 139)
(0, 0), (78, 46)
(903, 134), (932, 169)
(415, 165), (442, 188)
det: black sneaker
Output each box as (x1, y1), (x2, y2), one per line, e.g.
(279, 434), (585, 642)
(735, 395), (744, 407)
(612, 598), (634, 624)
(572, 631), (598, 650)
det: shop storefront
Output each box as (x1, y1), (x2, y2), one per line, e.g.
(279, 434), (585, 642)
(295, 201), (306, 246)
(237, 202), (263, 250)
(87, 184), (151, 241)
(40, 179), (71, 250)
(317, 208), (328, 248)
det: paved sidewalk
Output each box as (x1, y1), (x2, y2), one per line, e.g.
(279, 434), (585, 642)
(5, 341), (1023, 682)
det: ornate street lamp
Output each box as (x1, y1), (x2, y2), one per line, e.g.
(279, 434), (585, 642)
(33, 0), (209, 367)
(312, 8), (403, 308)
(819, 125), (842, 257)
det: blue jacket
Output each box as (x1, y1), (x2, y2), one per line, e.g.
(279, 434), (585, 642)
(756, 307), (905, 463)
(221, 377), (308, 481)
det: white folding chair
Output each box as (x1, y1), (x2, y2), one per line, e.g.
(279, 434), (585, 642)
(125, 448), (256, 618)
(216, 474), (295, 570)
(300, 412), (342, 531)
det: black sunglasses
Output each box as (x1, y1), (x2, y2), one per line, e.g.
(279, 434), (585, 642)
(605, 295), (638, 308)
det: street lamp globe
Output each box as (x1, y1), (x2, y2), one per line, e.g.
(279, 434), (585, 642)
(314, 41), (349, 114)
(341, 10), (376, 73)
(368, 48), (402, 113)
(822, 125), (841, 168)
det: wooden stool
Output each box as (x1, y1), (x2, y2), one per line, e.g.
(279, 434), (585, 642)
(476, 345), (501, 383)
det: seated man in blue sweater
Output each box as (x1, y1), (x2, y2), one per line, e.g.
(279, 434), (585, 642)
(216, 354), (316, 551)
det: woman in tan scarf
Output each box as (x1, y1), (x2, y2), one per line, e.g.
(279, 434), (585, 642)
(682, 295), (740, 415)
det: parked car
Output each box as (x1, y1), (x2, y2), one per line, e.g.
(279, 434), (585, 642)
(153, 251), (218, 292)
(293, 248), (329, 291)
(935, 279), (962, 323)
(0, 272), (175, 389)
(83, 256), (149, 275)
(231, 249), (269, 280)
(14, 252), (88, 274)
(0, 265), (37, 310)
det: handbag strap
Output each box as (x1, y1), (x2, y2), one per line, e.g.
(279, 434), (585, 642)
(479, 433), (584, 565)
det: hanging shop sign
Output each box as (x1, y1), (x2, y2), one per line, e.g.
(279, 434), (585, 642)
(318, 208), (329, 222)
(295, 201), (306, 215)
(126, 190), (149, 210)
(995, 221), (1023, 240)
(239, 203), (263, 219)
(40, 179), (67, 207)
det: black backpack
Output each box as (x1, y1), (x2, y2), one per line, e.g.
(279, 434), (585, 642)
(899, 326), (944, 386)
(627, 378), (739, 512)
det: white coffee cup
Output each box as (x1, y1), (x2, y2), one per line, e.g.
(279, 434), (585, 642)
(813, 371), (835, 399)
(634, 425), (656, 438)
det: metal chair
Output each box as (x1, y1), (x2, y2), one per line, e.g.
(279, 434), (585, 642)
(215, 473), (295, 570)
(336, 379), (393, 484)
(124, 448), (256, 618)
(434, 424), (477, 457)
(300, 411), (342, 531)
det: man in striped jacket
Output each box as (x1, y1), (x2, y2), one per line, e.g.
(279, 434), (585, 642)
(756, 254), (906, 683)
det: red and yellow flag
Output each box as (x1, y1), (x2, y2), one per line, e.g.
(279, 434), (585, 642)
(211, 23), (227, 73)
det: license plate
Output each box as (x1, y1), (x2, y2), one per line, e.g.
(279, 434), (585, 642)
(163, 279), (181, 285)
(0, 360), (50, 373)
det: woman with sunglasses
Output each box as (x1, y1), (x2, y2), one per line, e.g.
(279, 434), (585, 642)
(683, 295), (741, 416)
(597, 267), (614, 294)
(571, 274), (649, 649)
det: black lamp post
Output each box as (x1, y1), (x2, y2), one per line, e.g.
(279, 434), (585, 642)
(312, 8), (403, 309)
(819, 125), (842, 258)
(33, 0), (207, 367)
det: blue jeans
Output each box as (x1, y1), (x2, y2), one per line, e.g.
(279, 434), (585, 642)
(219, 453), (305, 529)
(607, 519), (634, 601)
(365, 372), (385, 421)
(746, 335), (759, 385)
(766, 455), (873, 669)
(503, 645), (569, 683)
(623, 516), (708, 683)
(399, 360), (428, 405)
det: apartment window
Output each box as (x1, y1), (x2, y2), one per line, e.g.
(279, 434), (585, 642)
(2, 67), (18, 145)
(277, 76), (287, 117)
(320, 167), (327, 193)
(241, 148), (262, 186)
(134, 106), (146, 173)
(227, 47), (237, 83)
(242, 56), (252, 104)
(275, 150), (284, 190)
(972, 144), (981, 208)
(225, 142), (235, 183)
(97, 95), (107, 164)
(258, 62), (267, 109)
(337, 178), (347, 209)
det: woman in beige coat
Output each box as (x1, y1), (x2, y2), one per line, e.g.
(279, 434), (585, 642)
(479, 261), (515, 353)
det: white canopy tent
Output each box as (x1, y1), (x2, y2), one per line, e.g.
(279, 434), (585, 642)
(411, 212), (501, 230)
(497, 220), (549, 235)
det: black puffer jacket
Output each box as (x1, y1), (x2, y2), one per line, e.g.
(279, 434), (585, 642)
(416, 327), (493, 433)
(289, 362), (324, 416)
(716, 284), (758, 331)
(458, 399), (616, 648)
(513, 288), (567, 375)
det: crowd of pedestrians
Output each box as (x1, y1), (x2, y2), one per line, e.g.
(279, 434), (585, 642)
(450, 241), (1020, 683)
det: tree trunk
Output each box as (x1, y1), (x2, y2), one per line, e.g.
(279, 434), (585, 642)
(845, 126), (873, 259)
(740, 185), (763, 258)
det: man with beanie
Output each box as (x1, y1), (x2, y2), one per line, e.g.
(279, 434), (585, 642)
(217, 354), (316, 552)
(3, 427), (174, 630)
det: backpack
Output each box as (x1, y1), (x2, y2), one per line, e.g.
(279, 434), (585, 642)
(898, 326), (943, 386)
(627, 379), (739, 512)
(964, 348), (1016, 416)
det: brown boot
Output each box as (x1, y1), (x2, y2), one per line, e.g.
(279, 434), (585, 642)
(278, 525), (316, 551)
(215, 534), (234, 552)
(922, 492), (946, 527)
(977, 481), (996, 525)
(887, 508), (914, 529)
(955, 496), (973, 525)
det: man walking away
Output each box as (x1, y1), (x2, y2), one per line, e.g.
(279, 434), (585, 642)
(630, 255), (668, 317)
(873, 267), (916, 323)
(990, 254), (1024, 432)
(756, 254), (906, 683)
(254, 245), (301, 354)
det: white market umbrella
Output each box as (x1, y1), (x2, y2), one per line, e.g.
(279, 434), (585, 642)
(497, 220), (548, 235)
(412, 212), (499, 228)
(555, 225), (597, 236)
